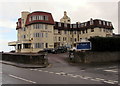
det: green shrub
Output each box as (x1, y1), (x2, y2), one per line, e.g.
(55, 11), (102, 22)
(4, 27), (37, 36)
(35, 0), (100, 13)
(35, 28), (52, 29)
(89, 37), (120, 51)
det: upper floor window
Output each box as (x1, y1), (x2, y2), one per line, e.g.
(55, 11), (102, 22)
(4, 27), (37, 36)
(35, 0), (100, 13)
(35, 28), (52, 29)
(30, 15), (48, 21)
(58, 30), (61, 34)
(33, 24), (43, 29)
(23, 27), (26, 31)
(84, 23), (87, 26)
(45, 24), (48, 29)
(23, 35), (26, 39)
(103, 21), (106, 25)
(99, 21), (102, 25)
(73, 24), (77, 28)
(74, 38), (77, 42)
(78, 24), (81, 28)
(70, 24), (72, 28)
(45, 33), (48, 38)
(81, 23), (84, 27)
(107, 22), (109, 26)
(110, 23), (112, 26)
(58, 37), (61, 41)
(29, 16), (32, 21)
(90, 18), (94, 25)
(64, 23), (67, 27)
(58, 22), (61, 27)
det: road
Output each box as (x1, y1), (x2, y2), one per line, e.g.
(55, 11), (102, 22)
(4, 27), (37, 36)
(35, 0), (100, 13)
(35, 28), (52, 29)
(1, 53), (119, 84)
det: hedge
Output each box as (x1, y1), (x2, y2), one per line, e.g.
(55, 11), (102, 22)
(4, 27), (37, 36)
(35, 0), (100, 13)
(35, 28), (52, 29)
(89, 37), (120, 51)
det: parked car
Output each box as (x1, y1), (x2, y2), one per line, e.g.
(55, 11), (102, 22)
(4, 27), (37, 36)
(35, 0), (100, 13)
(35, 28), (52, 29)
(38, 48), (54, 53)
(10, 50), (15, 53)
(43, 48), (54, 53)
(51, 46), (67, 54)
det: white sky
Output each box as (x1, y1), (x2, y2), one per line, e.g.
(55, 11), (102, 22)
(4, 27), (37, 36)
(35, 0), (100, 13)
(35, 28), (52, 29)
(0, 0), (119, 52)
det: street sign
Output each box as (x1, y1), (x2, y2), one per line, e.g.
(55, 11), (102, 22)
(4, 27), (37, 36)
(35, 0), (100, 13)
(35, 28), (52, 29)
(76, 42), (92, 50)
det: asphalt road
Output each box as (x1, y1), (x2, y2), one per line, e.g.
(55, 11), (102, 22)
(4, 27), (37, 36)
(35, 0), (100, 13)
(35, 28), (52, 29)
(1, 53), (119, 84)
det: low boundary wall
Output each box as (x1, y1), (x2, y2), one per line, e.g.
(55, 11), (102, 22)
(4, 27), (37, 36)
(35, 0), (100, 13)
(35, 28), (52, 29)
(1, 52), (48, 65)
(69, 51), (120, 63)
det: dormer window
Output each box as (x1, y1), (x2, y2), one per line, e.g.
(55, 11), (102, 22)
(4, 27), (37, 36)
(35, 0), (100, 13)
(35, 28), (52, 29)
(110, 23), (112, 26)
(99, 21), (102, 25)
(84, 23), (87, 26)
(29, 15), (48, 21)
(81, 23), (84, 27)
(103, 21), (106, 25)
(90, 18), (94, 25)
(107, 22), (109, 26)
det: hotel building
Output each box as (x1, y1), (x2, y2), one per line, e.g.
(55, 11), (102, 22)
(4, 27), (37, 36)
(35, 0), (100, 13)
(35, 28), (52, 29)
(8, 11), (114, 53)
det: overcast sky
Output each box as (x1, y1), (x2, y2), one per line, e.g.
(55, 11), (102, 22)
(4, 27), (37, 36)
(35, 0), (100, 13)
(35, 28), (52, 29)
(0, 0), (119, 52)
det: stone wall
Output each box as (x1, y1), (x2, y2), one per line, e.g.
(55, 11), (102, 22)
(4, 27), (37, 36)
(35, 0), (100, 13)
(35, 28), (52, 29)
(1, 52), (48, 65)
(70, 51), (120, 63)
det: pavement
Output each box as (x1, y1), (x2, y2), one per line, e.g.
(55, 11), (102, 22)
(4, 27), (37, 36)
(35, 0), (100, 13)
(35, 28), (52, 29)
(0, 60), (47, 68)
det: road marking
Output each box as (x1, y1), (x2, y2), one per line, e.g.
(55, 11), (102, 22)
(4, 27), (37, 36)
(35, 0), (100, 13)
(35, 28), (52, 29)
(55, 73), (61, 75)
(30, 69), (38, 71)
(103, 80), (115, 84)
(9, 74), (36, 84)
(67, 74), (73, 76)
(38, 70), (42, 72)
(104, 69), (118, 73)
(49, 72), (54, 74)
(60, 72), (66, 75)
(113, 80), (118, 83)
(71, 75), (77, 78)
(82, 76), (91, 79)
(30, 69), (118, 84)
(90, 79), (100, 81)
(44, 71), (48, 72)
(95, 78), (105, 81)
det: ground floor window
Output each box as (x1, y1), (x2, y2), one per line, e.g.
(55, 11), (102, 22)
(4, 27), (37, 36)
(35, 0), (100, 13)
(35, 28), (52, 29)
(34, 43), (44, 48)
(23, 43), (31, 49)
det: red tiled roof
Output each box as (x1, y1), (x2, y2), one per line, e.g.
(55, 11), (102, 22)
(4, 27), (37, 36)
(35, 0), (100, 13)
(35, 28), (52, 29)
(25, 11), (54, 26)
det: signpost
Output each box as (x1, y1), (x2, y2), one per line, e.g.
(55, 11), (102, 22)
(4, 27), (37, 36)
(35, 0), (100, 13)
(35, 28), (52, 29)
(76, 42), (92, 50)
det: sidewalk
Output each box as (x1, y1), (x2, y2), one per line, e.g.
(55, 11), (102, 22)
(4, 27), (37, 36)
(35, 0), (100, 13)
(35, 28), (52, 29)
(0, 60), (47, 68)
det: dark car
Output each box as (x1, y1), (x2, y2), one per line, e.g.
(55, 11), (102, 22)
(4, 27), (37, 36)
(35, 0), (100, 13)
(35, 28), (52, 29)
(43, 48), (54, 53)
(51, 46), (67, 54)
(10, 50), (15, 53)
